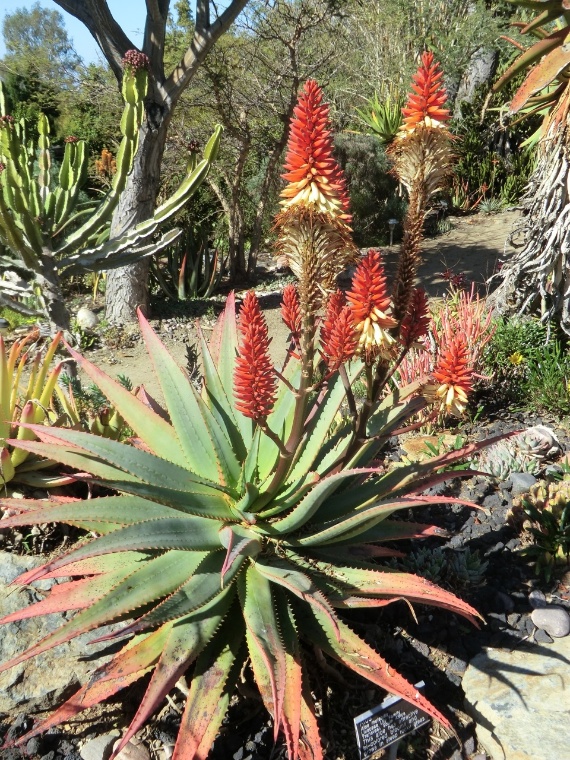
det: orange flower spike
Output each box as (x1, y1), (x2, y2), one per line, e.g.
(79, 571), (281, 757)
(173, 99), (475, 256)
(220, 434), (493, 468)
(401, 52), (450, 134)
(320, 290), (346, 349)
(321, 306), (358, 371)
(432, 334), (473, 417)
(281, 284), (302, 341)
(347, 249), (398, 357)
(234, 292), (277, 421)
(400, 287), (430, 348)
(280, 79), (351, 221)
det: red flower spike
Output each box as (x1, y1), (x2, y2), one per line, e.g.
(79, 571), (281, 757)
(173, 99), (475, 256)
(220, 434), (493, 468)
(281, 284), (302, 341)
(432, 334), (473, 417)
(400, 287), (430, 347)
(321, 305), (358, 371)
(346, 250), (398, 357)
(280, 79), (351, 222)
(320, 290), (346, 349)
(234, 292), (277, 421)
(401, 52), (450, 134)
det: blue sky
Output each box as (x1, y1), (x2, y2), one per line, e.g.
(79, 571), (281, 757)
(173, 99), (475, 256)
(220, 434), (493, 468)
(0, 1), (145, 64)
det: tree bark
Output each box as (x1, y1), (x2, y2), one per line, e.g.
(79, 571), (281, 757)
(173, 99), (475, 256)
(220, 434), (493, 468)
(453, 48), (498, 119)
(36, 247), (71, 334)
(105, 113), (171, 324)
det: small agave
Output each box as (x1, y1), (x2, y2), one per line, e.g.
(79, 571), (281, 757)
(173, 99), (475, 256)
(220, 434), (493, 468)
(0, 71), (492, 759)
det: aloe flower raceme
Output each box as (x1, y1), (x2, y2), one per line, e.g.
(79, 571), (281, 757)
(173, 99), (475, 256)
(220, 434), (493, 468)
(388, 54), (455, 327)
(431, 334), (474, 417)
(275, 80), (358, 360)
(0, 76), (493, 760)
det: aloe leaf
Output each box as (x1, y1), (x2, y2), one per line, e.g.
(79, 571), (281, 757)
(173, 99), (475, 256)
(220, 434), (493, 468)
(199, 326), (247, 462)
(114, 551), (244, 639)
(113, 589), (233, 757)
(0, 550), (206, 675)
(299, 671), (324, 760)
(239, 564), (286, 740)
(64, 343), (188, 467)
(296, 604), (452, 730)
(12, 627), (171, 746)
(0, 495), (186, 529)
(272, 468), (377, 534)
(173, 621), (245, 760)
(137, 311), (238, 486)
(493, 26), (567, 93)
(510, 42), (570, 114)
(18, 519), (222, 587)
(312, 519), (447, 548)
(260, 471), (320, 518)
(256, 557), (339, 637)
(298, 495), (478, 546)
(308, 563), (481, 624)
(219, 524), (262, 581)
(273, 591), (303, 760)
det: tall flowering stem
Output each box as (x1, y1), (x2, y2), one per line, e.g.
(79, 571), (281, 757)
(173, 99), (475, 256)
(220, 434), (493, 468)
(388, 53), (454, 327)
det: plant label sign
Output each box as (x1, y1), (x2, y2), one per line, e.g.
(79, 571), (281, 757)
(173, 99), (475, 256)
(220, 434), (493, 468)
(353, 682), (430, 760)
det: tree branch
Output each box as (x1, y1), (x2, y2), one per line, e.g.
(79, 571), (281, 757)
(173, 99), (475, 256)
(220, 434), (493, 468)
(53, 0), (135, 81)
(168, 0), (249, 102)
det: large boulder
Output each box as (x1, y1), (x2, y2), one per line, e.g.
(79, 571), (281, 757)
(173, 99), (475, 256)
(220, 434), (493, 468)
(0, 552), (120, 717)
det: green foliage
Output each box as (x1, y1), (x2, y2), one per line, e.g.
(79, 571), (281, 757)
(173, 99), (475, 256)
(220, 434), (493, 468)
(334, 132), (405, 246)
(479, 197), (504, 215)
(519, 472), (570, 580)
(451, 93), (537, 212)
(355, 86), (405, 145)
(390, 546), (488, 588)
(523, 340), (570, 417)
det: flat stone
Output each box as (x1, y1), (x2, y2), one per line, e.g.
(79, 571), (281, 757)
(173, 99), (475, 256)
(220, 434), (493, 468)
(510, 472), (537, 497)
(463, 637), (570, 759)
(528, 589), (547, 609)
(80, 733), (119, 760)
(0, 552), (123, 716)
(113, 738), (151, 760)
(531, 606), (570, 638)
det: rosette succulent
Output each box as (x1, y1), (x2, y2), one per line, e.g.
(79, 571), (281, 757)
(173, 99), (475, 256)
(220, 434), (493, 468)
(1, 68), (489, 758)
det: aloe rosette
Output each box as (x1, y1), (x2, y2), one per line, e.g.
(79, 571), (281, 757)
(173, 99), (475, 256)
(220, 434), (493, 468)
(0, 301), (484, 758)
(0, 72), (487, 758)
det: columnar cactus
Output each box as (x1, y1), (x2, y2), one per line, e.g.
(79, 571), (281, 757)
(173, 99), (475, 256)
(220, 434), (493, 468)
(0, 52), (222, 334)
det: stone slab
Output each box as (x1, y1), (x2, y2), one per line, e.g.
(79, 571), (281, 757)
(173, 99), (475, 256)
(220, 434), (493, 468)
(462, 637), (570, 759)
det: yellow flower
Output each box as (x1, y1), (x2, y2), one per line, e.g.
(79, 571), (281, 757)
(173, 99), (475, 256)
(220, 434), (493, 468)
(508, 351), (524, 365)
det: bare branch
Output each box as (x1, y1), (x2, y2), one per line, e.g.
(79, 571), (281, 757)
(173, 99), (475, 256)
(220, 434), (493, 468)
(53, 0), (134, 81)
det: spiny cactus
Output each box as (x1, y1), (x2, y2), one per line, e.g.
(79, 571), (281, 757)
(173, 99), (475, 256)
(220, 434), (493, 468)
(477, 425), (561, 480)
(0, 52), (222, 334)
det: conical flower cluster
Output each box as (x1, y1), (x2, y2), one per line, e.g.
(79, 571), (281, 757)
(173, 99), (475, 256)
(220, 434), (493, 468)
(281, 284), (301, 342)
(347, 250), (398, 359)
(234, 292), (277, 421)
(389, 53), (454, 200)
(400, 287), (430, 348)
(320, 291), (358, 370)
(401, 51), (450, 134)
(275, 81), (358, 320)
(280, 79), (350, 222)
(431, 334), (473, 417)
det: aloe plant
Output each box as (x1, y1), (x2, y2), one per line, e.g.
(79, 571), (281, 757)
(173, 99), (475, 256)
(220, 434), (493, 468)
(0, 68), (489, 758)
(0, 332), (75, 487)
(0, 51), (222, 334)
(356, 85), (405, 145)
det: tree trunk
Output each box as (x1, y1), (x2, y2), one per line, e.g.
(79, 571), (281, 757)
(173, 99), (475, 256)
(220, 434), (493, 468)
(453, 48), (498, 119)
(36, 247), (71, 334)
(105, 111), (171, 324)
(486, 101), (570, 333)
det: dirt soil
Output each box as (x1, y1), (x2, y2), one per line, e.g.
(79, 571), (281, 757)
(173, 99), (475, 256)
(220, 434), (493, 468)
(82, 210), (518, 398)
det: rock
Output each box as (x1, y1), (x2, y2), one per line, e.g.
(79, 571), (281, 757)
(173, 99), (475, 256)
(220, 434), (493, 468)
(113, 738), (151, 760)
(76, 307), (99, 330)
(0, 552), (122, 716)
(510, 472), (537, 497)
(463, 637), (570, 759)
(80, 733), (120, 760)
(534, 628), (553, 645)
(531, 606), (570, 638)
(528, 589), (547, 609)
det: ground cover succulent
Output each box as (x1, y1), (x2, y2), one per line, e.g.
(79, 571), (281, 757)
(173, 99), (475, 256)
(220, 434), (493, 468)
(1, 61), (491, 759)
